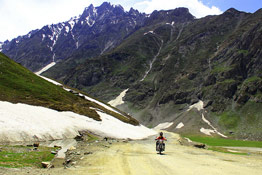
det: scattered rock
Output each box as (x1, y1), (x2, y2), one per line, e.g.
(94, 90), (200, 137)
(79, 95), (85, 99)
(51, 151), (57, 154)
(74, 135), (84, 141)
(236, 94), (250, 104)
(188, 73), (197, 80)
(54, 145), (62, 149)
(68, 146), (76, 151)
(41, 162), (53, 168)
(84, 152), (93, 155)
(203, 100), (213, 108)
(229, 131), (234, 135)
(194, 144), (206, 149)
(33, 143), (39, 147)
(69, 90), (79, 95)
(65, 159), (71, 164)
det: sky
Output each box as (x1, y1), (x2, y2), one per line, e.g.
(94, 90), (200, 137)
(0, 0), (261, 42)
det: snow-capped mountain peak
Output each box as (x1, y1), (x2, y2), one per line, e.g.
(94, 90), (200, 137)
(1, 2), (146, 72)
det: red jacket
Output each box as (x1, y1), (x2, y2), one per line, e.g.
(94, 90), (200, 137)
(155, 136), (167, 141)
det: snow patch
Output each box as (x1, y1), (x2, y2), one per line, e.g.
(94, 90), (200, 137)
(0, 101), (156, 142)
(154, 122), (173, 130)
(93, 7), (98, 17)
(80, 93), (123, 116)
(141, 37), (163, 81)
(47, 24), (63, 56)
(176, 122), (184, 129)
(101, 40), (115, 55)
(35, 62), (56, 75)
(185, 137), (192, 143)
(76, 41), (79, 49)
(187, 100), (227, 138)
(97, 111), (156, 139)
(201, 114), (227, 138)
(85, 16), (95, 27)
(200, 127), (215, 136)
(108, 89), (128, 107)
(68, 17), (77, 29)
(44, 139), (77, 158)
(42, 34), (46, 41)
(65, 26), (70, 33)
(187, 100), (204, 111)
(39, 76), (62, 86)
(144, 31), (155, 35)
(36, 75), (123, 117)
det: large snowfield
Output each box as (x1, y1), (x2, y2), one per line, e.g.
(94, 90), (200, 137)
(0, 101), (156, 142)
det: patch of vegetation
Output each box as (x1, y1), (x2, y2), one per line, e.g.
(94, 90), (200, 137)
(185, 136), (262, 147)
(211, 65), (232, 74)
(243, 76), (261, 85)
(238, 101), (262, 128)
(219, 111), (240, 129)
(238, 49), (249, 55)
(0, 145), (57, 168)
(218, 79), (236, 84)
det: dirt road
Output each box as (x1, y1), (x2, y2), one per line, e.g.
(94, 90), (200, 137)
(2, 132), (262, 175)
(63, 132), (262, 175)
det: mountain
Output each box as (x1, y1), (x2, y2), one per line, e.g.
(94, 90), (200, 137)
(2, 2), (262, 140)
(45, 8), (262, 140)
(1, 2), (146, 72)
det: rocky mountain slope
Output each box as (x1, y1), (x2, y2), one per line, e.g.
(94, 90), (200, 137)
(2, 3), (262, 140)
(46, 8), (262, 140)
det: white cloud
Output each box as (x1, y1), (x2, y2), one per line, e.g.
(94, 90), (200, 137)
(0, 0), (222, 41)
(0, 0), (101, 41)
(133, 0), (222, 18)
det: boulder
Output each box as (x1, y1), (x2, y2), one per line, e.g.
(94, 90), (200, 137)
(194, 144), (206, 149)
(51, 151), (58, 155)
(68, 146), (76, 151)
(33, 143), (39, 147)
(41, 161), (52, 168)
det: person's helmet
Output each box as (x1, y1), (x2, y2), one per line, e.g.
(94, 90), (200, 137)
(160, 132), (163, 136)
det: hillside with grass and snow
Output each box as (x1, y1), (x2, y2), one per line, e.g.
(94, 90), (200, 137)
(0, 53), (156, 142)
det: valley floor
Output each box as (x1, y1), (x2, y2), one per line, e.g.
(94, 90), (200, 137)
(1, 132), (262, 175)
